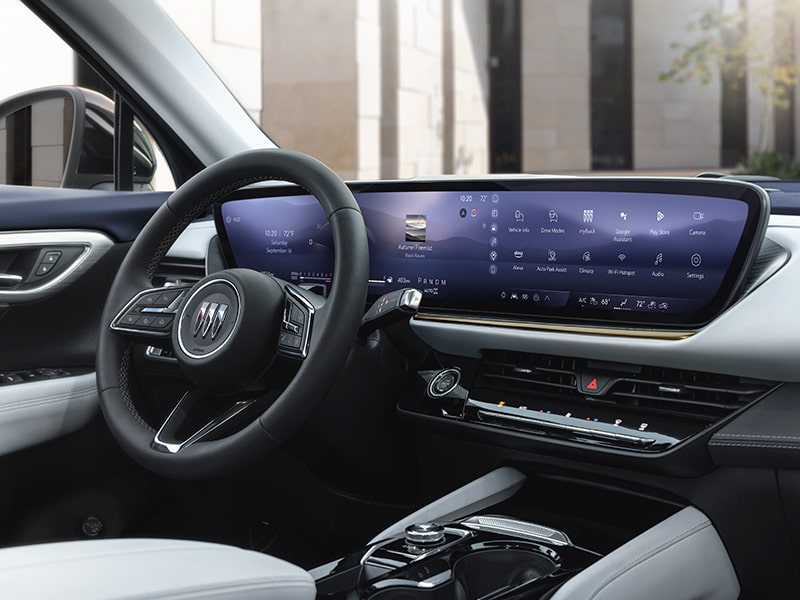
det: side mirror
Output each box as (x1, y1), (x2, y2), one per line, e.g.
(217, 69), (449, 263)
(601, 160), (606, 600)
(0, 86), (157, 189)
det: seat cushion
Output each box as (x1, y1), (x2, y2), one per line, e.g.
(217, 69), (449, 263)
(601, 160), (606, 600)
(0, 538), (315, 599)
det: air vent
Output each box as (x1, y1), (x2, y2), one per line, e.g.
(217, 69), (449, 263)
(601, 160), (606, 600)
(477, 350), (776, 425)
(604, 366), (770, 422)
(152, 257), (205, 287)
(479, 352), (581, 398)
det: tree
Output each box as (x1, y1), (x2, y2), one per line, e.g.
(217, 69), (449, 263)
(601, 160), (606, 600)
(660, 0), (800, 153)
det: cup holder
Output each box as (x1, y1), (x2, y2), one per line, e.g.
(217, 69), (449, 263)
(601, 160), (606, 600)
(368, 547), (558, 600)
(453, 548), (557, 598)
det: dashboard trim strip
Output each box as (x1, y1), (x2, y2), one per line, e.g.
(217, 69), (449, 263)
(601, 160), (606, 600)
(413, 313), (695, 340)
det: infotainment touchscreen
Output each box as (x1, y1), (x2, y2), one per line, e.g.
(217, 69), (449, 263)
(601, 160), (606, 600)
(216, 179), (768, 327)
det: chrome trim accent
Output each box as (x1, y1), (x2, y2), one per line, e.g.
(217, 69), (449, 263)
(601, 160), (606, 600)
(151, 393), (255, 454)
(0, 274), (23, 286)
(200, 302), (219, 338)
(413, 313), (695, 340)
(400, 288), (423, 311)
(211, 303), (228, 339)
(370, 571), (453, 591)
(461, 516), (572, 546)
(177, 279), (241, 360)
(475, 408), (657, 445)
(361, 527), (472, 571)
(405, 523), (446, 545)
(0, 230), (114, 303)
(427, 368), (461, 398)
(193, 301), (209, 336)
(145, 346), (178, 362)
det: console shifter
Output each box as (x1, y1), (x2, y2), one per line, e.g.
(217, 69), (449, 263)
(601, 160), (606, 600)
(357, 288), (422, 343)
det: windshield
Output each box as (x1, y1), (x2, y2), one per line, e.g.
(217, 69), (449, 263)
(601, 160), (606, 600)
(161, 0), (800, 181)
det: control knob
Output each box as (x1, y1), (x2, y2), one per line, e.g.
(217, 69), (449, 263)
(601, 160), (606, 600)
(405, 522), (446, 546)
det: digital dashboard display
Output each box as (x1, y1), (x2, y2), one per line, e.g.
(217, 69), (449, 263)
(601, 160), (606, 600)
(216, 179), (768, 327)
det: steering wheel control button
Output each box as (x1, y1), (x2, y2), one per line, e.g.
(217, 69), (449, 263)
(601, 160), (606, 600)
(277, 285), (315, 359)
(405, 523), (446, 546)
(111, 285), (192, 337)
(428, 368), (461, 398)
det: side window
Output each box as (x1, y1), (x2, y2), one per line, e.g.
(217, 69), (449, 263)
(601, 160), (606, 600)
(0, 4), (175, 191)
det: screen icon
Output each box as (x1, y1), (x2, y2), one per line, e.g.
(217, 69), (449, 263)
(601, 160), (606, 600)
(490, 237), (498, 247)
(619, 211), (628, 220)
(583, 209), (594, 223)
(549, 209), (559, 222)
(490, 222), (498, 232)
(691, 253), (702, 267)
(656, 211), (665, 221)
(492, 194), (500, 203)
(618, 253), (627, 262)
(491, 208), (499, 218)
(654, 252), (663, 266)
(514, 210), (525, 222)
(693, 211), (704, 221)
(405, 214), (427, 241)
(514, 250), (524, 259)
(547, 250), (557, 262)
(582, 251), (591, 262)
(489, 250), (498, 261)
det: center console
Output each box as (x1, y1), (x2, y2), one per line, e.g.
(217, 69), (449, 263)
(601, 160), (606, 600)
(315, 516), (598, 599)
(311, 468), (739, 600)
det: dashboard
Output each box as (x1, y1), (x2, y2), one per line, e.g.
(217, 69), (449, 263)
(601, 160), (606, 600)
(208, 176), (796, 461)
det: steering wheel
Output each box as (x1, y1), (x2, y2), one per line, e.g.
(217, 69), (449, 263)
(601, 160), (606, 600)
(96, 149), (368, 479)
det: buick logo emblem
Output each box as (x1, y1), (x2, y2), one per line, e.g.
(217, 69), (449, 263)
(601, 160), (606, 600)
(193, 301), (229, 340)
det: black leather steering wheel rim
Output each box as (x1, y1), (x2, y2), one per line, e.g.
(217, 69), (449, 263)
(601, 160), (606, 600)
(96, 148), (368, 479)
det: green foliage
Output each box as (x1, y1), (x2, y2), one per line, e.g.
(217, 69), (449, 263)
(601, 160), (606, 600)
(659, 8), (745, 85)
(733, 151), (800, 179)
(660, 1), (800, 151)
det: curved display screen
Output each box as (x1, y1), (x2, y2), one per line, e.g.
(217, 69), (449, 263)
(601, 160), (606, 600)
(216, 179), (768, 327)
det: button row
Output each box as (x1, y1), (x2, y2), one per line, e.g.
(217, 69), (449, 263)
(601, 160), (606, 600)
(278, 291), (313, 358)
(113, 286), (190, 336)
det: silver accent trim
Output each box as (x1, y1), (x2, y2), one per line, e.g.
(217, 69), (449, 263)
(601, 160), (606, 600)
(151, 392), (255, 454)
(177, 279), (241, 360)
(0, 274), (23, 286)
(475, 408), (656, 445)
(0, 230), (114, 303)
(400, 288), (423, 311)
(200, 302), (219, 338)
(145, 346), (177, 362)
(193, 301), (209, 336)
(370, 570), (453, 591)
(211, 303), (228, 339)
(405, 523), (446, 545)
(362, 526), (472, 571)
(461, 516), (572, 546)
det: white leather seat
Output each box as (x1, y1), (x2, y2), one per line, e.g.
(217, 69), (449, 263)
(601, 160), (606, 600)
(0, 538), (315, 599)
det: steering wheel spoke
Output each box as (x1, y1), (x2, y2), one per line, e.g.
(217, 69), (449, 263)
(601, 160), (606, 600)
(151, 388), (263, 454)
(110, 285), (193, 339)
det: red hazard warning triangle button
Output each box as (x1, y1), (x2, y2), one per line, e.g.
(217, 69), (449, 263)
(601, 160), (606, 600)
(578, 373), (616, 395)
